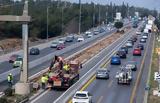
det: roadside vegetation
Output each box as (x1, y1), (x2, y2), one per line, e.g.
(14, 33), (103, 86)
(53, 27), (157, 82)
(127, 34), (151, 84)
(0, 0), (158, 39)
(148, 32), (160, 103)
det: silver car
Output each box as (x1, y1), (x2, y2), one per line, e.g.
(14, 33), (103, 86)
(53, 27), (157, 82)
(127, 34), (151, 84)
(96, 69), (109, 79)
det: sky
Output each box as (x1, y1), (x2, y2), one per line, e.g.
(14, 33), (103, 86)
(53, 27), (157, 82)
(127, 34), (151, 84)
(69, 0), (160, 11)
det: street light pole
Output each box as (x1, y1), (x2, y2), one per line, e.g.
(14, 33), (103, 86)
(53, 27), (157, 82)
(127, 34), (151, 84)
(46, 6), (49, 41)
(79, 0), (81, 34)
(93, 2), (95, 28)
(98, 3), (101, 25)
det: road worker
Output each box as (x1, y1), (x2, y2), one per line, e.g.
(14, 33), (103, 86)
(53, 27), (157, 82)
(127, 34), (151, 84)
(63, 63), (70, 74)
(41, 75), (48, 89)
(7, 73), (13, 87)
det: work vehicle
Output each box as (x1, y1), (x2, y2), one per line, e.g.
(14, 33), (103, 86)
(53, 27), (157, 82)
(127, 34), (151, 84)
(120, 46), (128, 54)
(50, 41), (59, 48)
(133, 48), (141, 56)
(110, 55), (121, 65)
(77, 36), (84, 42)
(30, 48), (40, 55)
(48, 59), (81, 89)
(136, 44), (144, 50)
(115, 67), (132, 85)
(13, 57), (23, 68)
(140, 38), (146, 43)
(56, 43), (65, 50)
(125, 61), (137, 71)
(72, 91), (92, 103)
(125, 41), (133, 48)
(116, 50), (127, 58)
(9, 54), (21, 63)
(66, 36), (74, 42)
(58, 38), (66, 44)
(96, 68), (109, 79)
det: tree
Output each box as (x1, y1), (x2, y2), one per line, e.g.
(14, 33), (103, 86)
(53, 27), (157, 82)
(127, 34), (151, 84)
(114, 21), (123, 29)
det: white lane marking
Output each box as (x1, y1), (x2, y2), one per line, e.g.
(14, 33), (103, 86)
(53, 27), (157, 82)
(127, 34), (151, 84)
(97, 96), (103, 103)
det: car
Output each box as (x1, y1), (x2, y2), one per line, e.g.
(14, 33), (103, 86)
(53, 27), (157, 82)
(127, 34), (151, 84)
(116, 50), (127, 58)
(131, 36), (137, 42)
(9, 54), (21, 63)
(77, 36), (84, 42)
(56, 43), (65, 50)
(110, 55), (121, 65)
(58, 38), (66, 44)
(120, 46), (128, 54)
(66, 36), (74, 42)
(125, 41), (133, 48)
(96, 68), (109, 79)
(93, 30), (99, 35)
(136, 44), (144, 50)
(13, 57), (23, 68)
(50, 41), (59, 48)
(142, 35), (148, 39)
(140, 38), (146, 43)
(133, 48), (141, 56)
(72, 91), (92, 103)
(128, 39), (134, 45)
(87, 33), (93, 38)
(30, 48), (40, 55)
(125, 61), (137, 71)
(85, 31), (92, 35)
(136, 31), (141, 35)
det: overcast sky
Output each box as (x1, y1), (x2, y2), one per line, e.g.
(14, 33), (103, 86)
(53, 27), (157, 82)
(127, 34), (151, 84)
(69, 0), (160, 11)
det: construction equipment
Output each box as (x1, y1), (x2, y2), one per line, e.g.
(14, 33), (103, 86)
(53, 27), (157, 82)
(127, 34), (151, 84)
(47, 59), (80, 89)
(115, 66), (132, 85)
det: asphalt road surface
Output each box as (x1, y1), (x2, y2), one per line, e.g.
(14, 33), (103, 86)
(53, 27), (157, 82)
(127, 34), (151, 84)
(83, 32), (154, 103)
(29, 26), (137, 103)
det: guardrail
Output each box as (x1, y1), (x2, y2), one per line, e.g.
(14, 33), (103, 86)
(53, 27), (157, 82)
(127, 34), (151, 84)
(54, 28), (136, 103)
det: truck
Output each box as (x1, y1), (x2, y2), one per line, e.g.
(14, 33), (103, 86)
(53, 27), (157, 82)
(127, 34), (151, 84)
(47, 60), (81, 89)
(115, 67), (132, 85)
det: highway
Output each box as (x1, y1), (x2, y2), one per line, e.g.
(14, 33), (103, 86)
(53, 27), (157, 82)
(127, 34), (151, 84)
(0, 27), (115, 91)
(30, 26), (137, 103)
(79, 31), (154, 103)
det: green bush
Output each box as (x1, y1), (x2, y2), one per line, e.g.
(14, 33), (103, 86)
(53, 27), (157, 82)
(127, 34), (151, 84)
(0, 97), (8, 103)
(114, 22), (124, 29)
(4, 88), (13, 97)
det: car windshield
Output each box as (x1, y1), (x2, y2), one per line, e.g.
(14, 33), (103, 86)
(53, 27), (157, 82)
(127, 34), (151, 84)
(75, 93), (87, 98)
(52, 41), (58, 44)
(16, 58), (22, 61)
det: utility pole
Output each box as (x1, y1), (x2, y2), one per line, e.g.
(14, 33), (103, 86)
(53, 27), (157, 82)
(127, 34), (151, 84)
(46, 6), (49, 41)
(79, 0), (81, 34)
(93, 2), (95, 28)
(98, 3), (101, 25)
(0, 0), (31, 95)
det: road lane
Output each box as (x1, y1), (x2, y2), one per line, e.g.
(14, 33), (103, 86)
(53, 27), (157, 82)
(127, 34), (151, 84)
(30, 27), (137, 103)
(82, 33), (154, 103)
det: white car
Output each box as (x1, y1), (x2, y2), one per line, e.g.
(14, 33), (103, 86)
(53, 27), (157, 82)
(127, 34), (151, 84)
(85, 31), (91, 35)
(87, 33), (93, 38)
(125, 42), (133, 48)
(50, 41), (59, 48)
(136, 31), (141, 35)
(142, 35), (148, 39)
(154, 72), (160, 81)
(72, 91), (92, 103)
(77, 36), (84, 42)
(58, 38), (66, 44)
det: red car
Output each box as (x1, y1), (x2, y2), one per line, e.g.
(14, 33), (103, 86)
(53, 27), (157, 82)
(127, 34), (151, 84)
(133, 48), (141, 56)
(9, 54), (21, 63)
(56, 43), (65, 50)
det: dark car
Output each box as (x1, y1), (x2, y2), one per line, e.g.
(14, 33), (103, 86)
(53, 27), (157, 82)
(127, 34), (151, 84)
(128, 39), (134, 45)
(137, 44), (144, 50)
(125, 61), (137, 71)
(131, 36), (137, 42)
(66, 36), (74, 42)
(110, 55), (121, 65)
(120, 46), (128, 54)
(96, 69), (109, 79)
(9, 54), (21, 63)
(116, 50), (127, 58)
(30, 48), (40, 55)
